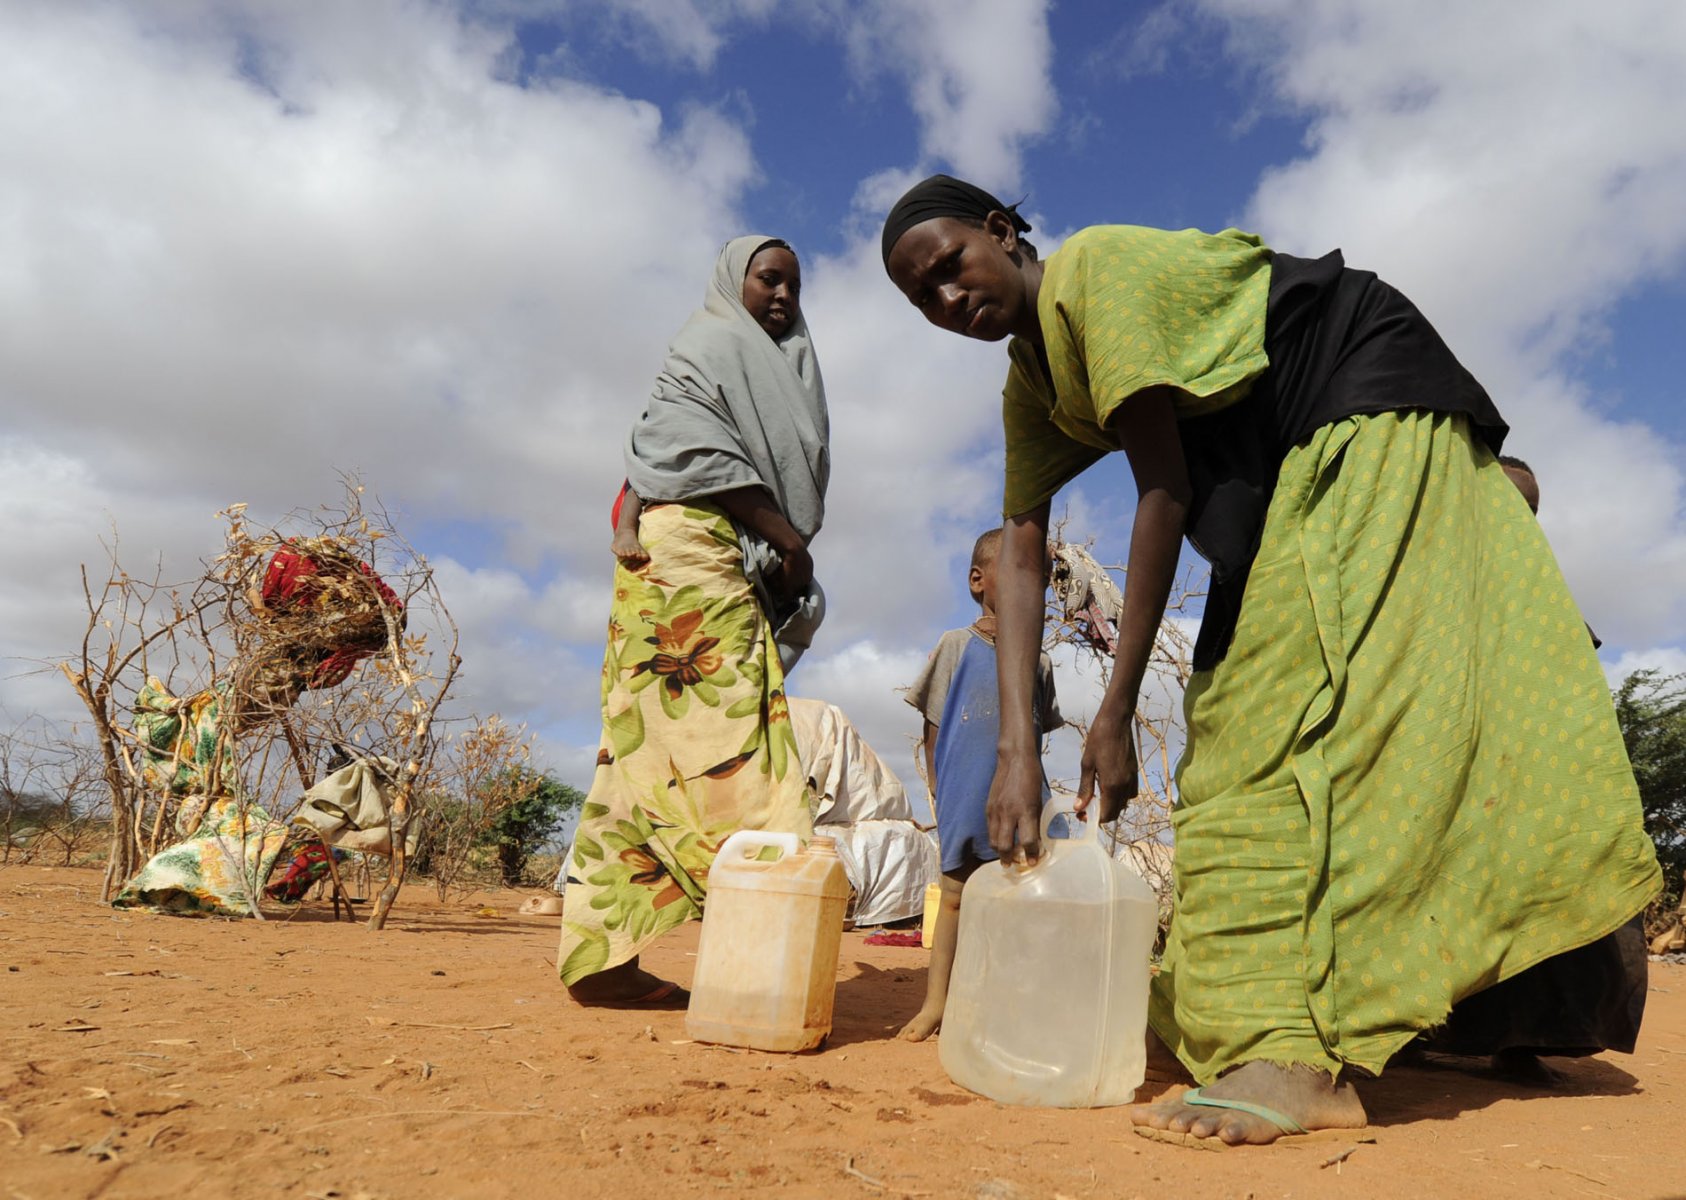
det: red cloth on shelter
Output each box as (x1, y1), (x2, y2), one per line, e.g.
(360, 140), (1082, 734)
(259, 541), (402, 688)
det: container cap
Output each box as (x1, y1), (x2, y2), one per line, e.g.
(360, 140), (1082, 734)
(806, 836), (839, 856)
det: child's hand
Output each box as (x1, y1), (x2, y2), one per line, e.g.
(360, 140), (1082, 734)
(611, 530), (650, 568)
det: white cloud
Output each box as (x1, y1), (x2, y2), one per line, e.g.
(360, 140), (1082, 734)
(557, 0), (1060, 195)
(1199, 0), (1686, 651)
(1604, 645), (1686, 689)
(0, 0), (755, 725)
(0, 0), (753, 554)
(0, 0), (1073, 819)
(822, 0), (1057, 193)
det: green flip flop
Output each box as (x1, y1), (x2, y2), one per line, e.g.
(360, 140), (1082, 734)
(1180, 1086), (1307, 1134)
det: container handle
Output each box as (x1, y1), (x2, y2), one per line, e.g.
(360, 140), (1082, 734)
(1039, 796), (1103, 846)
(715, 829), (799, 866)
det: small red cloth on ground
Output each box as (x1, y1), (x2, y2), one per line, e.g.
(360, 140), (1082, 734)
(863, 930), (924, 947)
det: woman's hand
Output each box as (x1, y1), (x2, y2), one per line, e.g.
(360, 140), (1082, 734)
(987, 746), (1048, 863)
(1076, 707), (1138, 824)
(712, 486), (812, 595)
(773, 540), (813, 595)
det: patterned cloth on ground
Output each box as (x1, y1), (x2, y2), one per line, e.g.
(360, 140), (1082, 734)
(557, 502), (813, 984)
(112, 797), (291, 918)
(1149, 411), (1662, 1084)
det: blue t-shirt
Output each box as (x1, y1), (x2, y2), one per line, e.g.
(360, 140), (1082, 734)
(906, 628), (1062, 873)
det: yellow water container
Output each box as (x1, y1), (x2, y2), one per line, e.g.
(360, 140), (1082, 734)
(686, 831), (851, 1051)
(921, 881), (943, 948)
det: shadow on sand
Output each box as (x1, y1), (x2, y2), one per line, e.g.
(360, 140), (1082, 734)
(1360, 1050), (1639, 1127)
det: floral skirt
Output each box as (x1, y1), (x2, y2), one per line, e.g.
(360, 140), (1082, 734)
(557, 502), (812, 984)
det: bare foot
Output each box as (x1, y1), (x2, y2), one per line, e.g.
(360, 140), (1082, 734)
(1128, 1060), (1367, 1147)
(1491, 1048), (1567, 1088)
(898, 1007), (943, 1042)
(566, 958), (688, 1009)
(1144, 1028), (1193, 1084)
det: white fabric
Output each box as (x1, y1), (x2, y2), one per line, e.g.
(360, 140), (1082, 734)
(791, 696), (914, 825)
(790, 696), (935, 924)
(828, 820), (939, 926)
(292, 756), (419, 856)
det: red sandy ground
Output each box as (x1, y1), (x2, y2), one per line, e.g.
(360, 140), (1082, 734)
(2, 863), (1683, 1200)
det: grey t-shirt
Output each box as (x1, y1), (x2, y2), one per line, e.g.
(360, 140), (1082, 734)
(905, 627), (1063, 732)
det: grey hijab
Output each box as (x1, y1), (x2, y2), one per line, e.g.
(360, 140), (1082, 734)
(625, 235), (831, 669)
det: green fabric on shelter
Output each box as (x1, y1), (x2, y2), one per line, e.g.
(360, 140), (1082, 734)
(133, 679), (233, 798)
(112, 797), (291, 918)
(1001, 224), (1272, 517)
(1149, 410), (1661, 1083)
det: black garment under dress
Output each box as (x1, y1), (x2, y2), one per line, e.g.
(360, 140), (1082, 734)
(1179, 249), (1507, 671)
(1425, 917), (1649, 1058)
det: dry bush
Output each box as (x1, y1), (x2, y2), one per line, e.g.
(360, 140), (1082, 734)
(1, 723), (107, 866)
(0, 728), (107, 869)
(411, 716), (544, 900)
(1045, 519), (1204, 925)
(60, 480), (458, 926)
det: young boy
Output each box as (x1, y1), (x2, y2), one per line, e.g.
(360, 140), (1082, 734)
(899, 528), (1062, 1041)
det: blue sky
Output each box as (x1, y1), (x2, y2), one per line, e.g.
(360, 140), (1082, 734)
(2, 0), (1684, 814)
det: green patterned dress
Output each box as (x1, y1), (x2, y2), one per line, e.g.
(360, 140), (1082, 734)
(1000, 224), (1661, 1083)
(1151, 411), (1660, 1081)
(557, 502), (812, 984)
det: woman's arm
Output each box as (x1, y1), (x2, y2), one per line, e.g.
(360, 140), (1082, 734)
(713, 485), (813, 594)
(986, 502), (1052, 861)
(1078, 387), (1191, 823)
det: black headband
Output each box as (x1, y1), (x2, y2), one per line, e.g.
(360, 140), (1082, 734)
(880, 173), (1032, 269)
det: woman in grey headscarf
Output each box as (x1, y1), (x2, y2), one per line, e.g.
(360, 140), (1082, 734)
(558, 237), (829, 1006)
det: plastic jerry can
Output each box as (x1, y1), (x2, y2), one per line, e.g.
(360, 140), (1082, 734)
(686, 830), (851, 1052)
(939, 799), (1159, 1107)
(921, 881), (943, 948)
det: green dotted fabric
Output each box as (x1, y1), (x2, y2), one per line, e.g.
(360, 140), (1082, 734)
(1001, 224), (1272, 517)
(1149, 411), (1662, 1083)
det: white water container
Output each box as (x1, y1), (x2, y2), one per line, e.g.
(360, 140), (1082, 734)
(686, 831), (851, 1052)
(939, 799), (1159, 1107)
